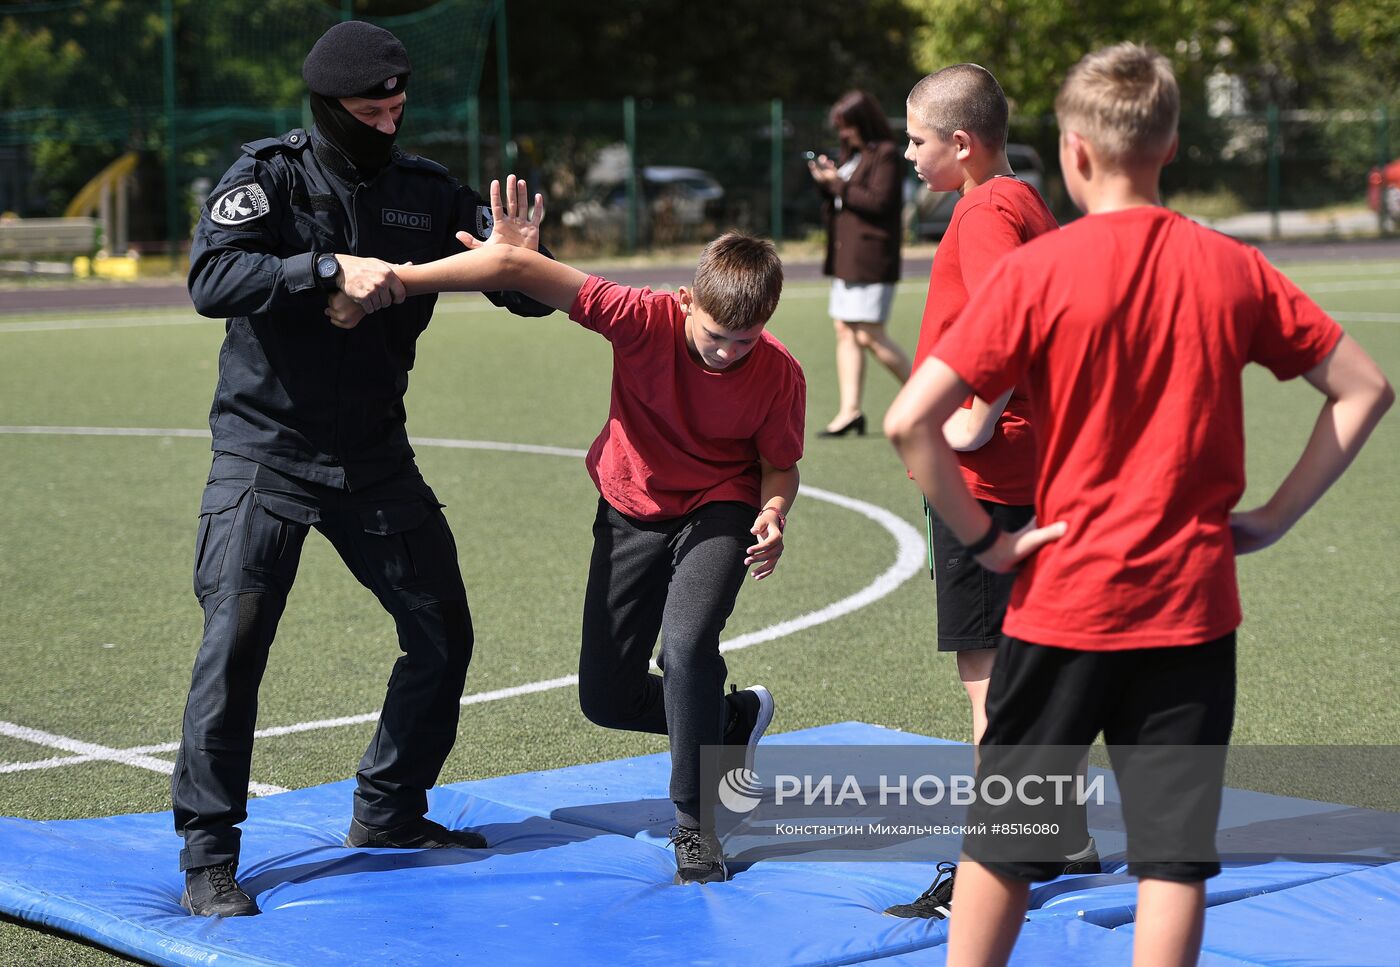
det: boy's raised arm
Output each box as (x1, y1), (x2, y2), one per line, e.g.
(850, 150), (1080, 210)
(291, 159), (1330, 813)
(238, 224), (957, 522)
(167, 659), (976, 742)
(324, 177), (587, 327)
(397, 246), (587, 313)
(1231, 334), (1393, 553)
(399, 175), (586, 311)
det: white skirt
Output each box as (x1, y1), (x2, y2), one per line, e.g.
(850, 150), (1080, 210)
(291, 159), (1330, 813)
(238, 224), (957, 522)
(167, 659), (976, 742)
(829, 279), (896, 323)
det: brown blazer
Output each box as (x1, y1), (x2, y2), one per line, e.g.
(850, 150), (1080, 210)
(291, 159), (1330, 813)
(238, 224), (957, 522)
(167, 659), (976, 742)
(819, 139), (904, 284)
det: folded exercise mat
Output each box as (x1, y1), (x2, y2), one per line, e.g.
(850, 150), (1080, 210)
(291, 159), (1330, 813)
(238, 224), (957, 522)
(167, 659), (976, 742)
(844, 917), (1262, 967)
(1031, 860), (1379, 928)
(0, 724), (959, 966)
(1172, 861), (1400, 967)
(0, 722), (1395, 967)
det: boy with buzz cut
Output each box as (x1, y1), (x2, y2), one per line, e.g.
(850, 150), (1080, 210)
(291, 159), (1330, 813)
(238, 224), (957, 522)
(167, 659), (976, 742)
(884, 64), (1097, 922)
(329, 179), (803, 885)
(885, 42), (1391, 966)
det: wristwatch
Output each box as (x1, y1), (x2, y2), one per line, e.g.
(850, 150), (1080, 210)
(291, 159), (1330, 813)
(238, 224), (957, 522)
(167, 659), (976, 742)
(314, 253), (341, 291)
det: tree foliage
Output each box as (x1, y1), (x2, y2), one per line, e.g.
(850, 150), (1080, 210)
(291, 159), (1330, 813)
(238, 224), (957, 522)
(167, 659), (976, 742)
(2, 0), (1393, 223)
(480, 0), (921, 109)
(901, 0), (1399, 117)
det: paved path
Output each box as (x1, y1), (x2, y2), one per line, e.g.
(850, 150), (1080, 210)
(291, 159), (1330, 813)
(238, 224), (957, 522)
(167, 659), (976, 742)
(3, 240), (1398, 315)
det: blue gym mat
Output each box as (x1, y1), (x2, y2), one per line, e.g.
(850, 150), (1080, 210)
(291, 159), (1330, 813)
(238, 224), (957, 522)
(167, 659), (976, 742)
(1, 722), (1395, 966)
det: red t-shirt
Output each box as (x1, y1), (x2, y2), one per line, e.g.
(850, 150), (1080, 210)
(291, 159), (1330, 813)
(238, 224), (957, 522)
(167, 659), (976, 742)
(912, 178), (1059, 504)
(933, 207), (1343, 651)
(570, 275), (806, 520)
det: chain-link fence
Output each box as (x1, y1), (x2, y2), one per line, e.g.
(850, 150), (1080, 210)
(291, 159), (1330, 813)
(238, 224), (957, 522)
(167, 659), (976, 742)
(0, 0), (497, 248)
(2, 0), (1395, 256)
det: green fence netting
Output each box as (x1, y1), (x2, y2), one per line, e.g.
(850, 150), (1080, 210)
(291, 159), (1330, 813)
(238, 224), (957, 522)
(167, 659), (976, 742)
(1, 1), (1395, 252)
(0, 0), (496, 241)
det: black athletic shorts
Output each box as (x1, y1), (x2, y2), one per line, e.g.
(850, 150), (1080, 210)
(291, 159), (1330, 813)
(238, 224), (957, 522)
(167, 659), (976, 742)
(963, 632), (1237, 883)
(927, 498), (1035, 652)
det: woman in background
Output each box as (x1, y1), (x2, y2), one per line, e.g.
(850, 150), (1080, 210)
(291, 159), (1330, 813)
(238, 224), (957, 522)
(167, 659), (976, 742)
(809, 89), (910, 437)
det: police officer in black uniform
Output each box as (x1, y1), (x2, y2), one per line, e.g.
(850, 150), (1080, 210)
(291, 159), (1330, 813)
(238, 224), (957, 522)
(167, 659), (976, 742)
(174, 20), (552, 917)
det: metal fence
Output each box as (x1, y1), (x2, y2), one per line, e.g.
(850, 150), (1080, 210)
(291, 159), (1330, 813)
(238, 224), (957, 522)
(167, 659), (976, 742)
(0, 0), (498, 249)
(1, 1), (1395, 254)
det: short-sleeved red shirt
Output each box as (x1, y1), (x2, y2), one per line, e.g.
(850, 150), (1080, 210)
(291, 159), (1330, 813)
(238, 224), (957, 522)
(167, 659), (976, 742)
(912, 178), (1059, 504)
(569, 275), (806, 520)
(933, 207), (1342, 650)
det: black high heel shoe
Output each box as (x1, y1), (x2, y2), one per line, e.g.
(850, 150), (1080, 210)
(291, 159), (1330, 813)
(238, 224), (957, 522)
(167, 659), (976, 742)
(819, 413), (867, 438)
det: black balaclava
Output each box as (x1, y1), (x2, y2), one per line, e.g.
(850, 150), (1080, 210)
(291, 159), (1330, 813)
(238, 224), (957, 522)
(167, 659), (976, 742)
(301, 21), (412, 176)
(308, 91), (402, 175)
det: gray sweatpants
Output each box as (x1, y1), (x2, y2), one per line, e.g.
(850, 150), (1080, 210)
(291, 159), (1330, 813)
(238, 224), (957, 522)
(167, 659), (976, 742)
(577, 497), (754, 827)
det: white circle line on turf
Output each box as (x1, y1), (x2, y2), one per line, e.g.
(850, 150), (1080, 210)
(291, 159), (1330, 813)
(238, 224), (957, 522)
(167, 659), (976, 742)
(0, 425), (926, 793)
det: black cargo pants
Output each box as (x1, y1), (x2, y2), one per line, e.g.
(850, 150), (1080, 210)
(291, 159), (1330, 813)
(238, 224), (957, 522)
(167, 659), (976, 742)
(172, 453), (472, 871)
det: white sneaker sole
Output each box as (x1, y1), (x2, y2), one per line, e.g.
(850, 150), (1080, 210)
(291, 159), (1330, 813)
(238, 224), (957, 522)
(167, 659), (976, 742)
(743, 684), (774, 773)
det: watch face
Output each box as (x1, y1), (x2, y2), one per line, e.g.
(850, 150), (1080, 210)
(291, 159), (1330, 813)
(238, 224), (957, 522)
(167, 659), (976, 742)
(317, 255), (338, 279)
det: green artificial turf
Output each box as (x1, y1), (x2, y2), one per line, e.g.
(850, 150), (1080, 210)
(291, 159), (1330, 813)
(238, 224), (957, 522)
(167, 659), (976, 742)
(1, 260), (1397, 964)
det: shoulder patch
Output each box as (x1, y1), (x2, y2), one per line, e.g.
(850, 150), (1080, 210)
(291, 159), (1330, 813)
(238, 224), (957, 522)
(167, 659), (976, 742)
(241, 130), (309, 159)
(210, 183), (271, 227)
(476, 203), (494, 238)
(393, 151), (451, 178)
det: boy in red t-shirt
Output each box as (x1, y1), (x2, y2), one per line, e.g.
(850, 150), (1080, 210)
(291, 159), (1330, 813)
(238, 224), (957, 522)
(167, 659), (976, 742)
(885, 64), (1085, 922)
(885, 44), (1392, 966)
(335, 186), (805, 886)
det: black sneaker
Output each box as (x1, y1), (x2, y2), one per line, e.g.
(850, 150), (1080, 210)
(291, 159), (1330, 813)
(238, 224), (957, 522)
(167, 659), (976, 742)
(181, 862), (260, 917)
(884, 861), (957, 919)
(669, 825), (728, 885)
(344, 816), (487, 850)
(724, 684), (774, 772)
(1061, 840), (1102, 875)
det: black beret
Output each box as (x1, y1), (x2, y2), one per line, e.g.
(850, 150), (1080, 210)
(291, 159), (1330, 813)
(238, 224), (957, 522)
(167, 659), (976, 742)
(302, 21), (411, 100)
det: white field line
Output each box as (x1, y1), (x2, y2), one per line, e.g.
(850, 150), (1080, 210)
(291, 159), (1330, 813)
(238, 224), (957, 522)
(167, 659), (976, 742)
(2, 271), (1395, 333)
(0, 426), (924, 794)
(24, 674), (595, 767)
(0, 721), (287, 796)
(0, 425), (210, 439)
(0, 721), (181, 773)
(0, 297), (519, 333)
(780, 280), (929, 299)
(0, 315), (216, 333)
(775, 278), (1400, 299)
(719, 484), (925, 654)
(1280, 263), (1400, 277)
(11, 300), (1389, 341)
(1332, 312), (1400, 323)
(0, 284), (913, 335)
(1298, 279), (1400, 292)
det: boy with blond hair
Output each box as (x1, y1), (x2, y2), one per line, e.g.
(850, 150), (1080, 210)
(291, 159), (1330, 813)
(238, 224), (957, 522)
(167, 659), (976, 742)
(885, 43), (1391, 966)
(330, 181), (802, 885)
(885, 64), (1094, 921)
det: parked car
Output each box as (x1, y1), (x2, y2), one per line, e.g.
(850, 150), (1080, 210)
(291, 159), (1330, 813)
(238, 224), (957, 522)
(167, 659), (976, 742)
(1368, 157), (1400, 227)
(910, 143), (1048, 239)
(561, 165), (725, 245)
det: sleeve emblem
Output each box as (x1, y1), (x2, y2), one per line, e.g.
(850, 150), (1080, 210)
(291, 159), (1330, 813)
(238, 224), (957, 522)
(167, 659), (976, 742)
(210, 183), (271, 226)
(476, 203), (494, 238)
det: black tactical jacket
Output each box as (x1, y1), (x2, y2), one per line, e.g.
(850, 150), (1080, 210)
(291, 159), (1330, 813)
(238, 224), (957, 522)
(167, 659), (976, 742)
(189, 128), (552, 490)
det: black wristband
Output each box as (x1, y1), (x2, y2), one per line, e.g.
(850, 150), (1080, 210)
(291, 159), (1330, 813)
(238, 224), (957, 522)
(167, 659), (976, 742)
(964, 519), (1002, 556)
